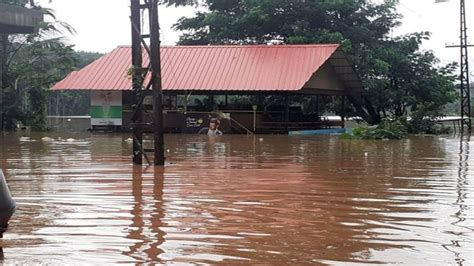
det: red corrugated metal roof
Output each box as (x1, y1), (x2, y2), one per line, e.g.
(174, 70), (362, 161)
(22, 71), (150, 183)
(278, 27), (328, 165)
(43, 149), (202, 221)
(52, 44), (341, 92)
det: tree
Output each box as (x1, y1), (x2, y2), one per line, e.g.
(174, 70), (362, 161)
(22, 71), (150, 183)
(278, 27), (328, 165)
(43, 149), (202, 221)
(167, 0), (457, 124)
(1, 7), (76, 130)
(48, 51), (103, 117)
(365, 32), (457, 118)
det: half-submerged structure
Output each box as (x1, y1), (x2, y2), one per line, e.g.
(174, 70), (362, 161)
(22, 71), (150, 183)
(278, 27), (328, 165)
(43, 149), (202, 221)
(53, 44), (376, 134)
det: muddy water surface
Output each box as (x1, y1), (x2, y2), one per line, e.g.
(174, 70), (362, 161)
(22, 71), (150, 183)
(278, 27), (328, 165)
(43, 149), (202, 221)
(0, 133), (473, 265)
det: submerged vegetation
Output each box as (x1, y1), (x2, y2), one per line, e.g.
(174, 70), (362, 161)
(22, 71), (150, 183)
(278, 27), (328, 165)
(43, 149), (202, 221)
(342, 119), (408, 140)
(342, 117), (451, 140)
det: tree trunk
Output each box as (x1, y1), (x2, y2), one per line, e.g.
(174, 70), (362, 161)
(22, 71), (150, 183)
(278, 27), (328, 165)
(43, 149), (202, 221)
(347, 95), (381, 125)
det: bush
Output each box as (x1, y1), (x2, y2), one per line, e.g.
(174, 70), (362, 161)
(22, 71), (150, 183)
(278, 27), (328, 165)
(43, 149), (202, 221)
(407, 111), (451, 135)
(342, 119), (408, 140)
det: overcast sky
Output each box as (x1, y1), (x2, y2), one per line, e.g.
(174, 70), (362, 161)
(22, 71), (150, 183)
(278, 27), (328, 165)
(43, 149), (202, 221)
(36, 0), (473, 66)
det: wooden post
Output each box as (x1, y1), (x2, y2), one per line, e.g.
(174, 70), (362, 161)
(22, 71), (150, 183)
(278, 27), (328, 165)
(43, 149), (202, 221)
(183, 91), (188, 114)
(285, 94), (290, 132)
(315, 95), (319, 120)
(209, 95), (215, 111)
(252, 104), (257, 133)
(341, 96), (346, 128)
(149, 0), (165, 166)
(131, 0), (143, 165)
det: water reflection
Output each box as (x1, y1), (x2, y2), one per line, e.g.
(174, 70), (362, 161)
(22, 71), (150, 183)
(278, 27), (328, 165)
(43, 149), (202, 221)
(123, 167), (145, 261)
(444, 135), (471, 265)
(0, 133), (473, 264)
(123, 167), (166, 263)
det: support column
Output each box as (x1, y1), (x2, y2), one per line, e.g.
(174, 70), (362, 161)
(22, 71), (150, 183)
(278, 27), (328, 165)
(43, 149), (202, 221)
(149, 0), (165, 166)
(183, 91), (188, 114)
(341, 96), (346, 129)
(209, 95), (215, 111)
(315, 95), (320, 120)
(284, 94), (290, 132)
(131, 0), (143, 165)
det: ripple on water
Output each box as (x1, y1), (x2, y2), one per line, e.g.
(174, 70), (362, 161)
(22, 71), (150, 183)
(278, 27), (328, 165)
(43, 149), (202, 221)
(0, 133), (473, 264)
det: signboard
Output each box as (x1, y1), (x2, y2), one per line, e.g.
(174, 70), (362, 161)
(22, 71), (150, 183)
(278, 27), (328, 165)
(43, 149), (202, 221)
(91, 91), (122, 126)
(185, 117), (204, 128)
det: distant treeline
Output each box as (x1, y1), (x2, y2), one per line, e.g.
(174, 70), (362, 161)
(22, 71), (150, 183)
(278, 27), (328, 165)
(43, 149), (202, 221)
(48, 51), (102, 117)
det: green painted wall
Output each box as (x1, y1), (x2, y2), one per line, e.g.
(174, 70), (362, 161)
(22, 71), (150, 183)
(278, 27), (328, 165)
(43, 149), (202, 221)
(91, 106), (122, 119)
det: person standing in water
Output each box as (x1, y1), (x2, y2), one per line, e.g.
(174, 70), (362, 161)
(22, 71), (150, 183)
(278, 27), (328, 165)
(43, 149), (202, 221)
(198, 118), (223, 136)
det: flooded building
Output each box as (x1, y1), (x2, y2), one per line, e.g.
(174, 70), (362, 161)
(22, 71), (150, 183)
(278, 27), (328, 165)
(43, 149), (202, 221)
(52, 44), (375, 134)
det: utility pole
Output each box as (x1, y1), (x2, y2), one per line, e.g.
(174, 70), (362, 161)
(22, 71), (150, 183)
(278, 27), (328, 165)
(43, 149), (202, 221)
(149, 0), (165, 166)
(459, 0), (471, 132)
(130, 0), (143, 165)
(130, 0), (165, 166)
(439, 0), (472, 132)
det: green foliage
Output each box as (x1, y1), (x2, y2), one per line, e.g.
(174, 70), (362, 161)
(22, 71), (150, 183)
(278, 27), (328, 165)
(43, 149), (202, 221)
(342, 119), (408, 140)
(342, 115), (451, 140)
(2, 34), (76, 130)
(366, 33), (458, 119)
(407, 106), (451, 135)
(47, 52), (101, 118)
(0, 8), (95, 131)
(173, 0), (400, 45)
(73, 51), (102, 68)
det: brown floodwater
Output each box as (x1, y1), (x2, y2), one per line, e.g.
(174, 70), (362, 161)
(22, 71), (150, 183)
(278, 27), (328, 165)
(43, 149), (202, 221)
(0, 132), (473, 265)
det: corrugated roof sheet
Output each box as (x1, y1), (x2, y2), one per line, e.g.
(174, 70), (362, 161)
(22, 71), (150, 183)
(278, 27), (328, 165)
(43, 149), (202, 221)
(53, 44), (348, 92)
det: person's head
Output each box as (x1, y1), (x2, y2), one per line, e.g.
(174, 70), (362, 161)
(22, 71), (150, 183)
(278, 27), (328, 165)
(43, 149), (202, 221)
(209, 118), (220, 130)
